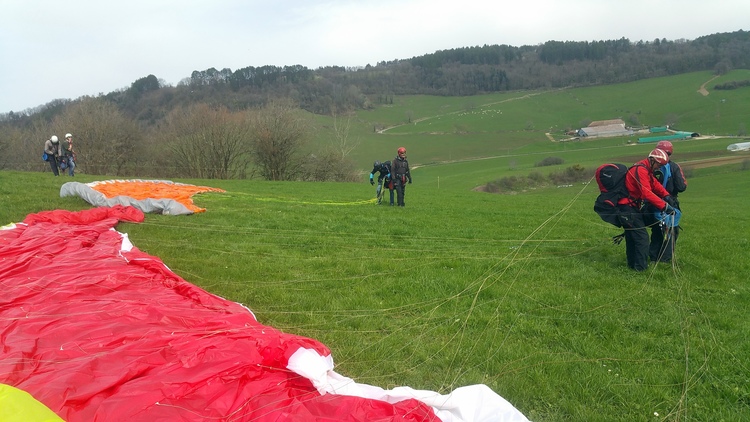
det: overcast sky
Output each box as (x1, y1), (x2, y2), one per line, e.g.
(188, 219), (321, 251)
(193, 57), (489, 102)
(1, 0), (748, 113)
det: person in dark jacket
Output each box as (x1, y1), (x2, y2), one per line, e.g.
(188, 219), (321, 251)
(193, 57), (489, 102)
(369, 160), (393, 205)
(616, 148), (676, 271)
(647, 141), (688, 263)
(391, 147), (412, 207)
(43, 135), (61, 176)
(62, 133), (76, 176)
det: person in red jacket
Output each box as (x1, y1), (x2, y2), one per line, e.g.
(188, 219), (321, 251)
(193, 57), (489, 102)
(616, 148), (677, 271)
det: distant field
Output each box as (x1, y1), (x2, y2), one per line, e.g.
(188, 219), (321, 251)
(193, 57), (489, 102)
(307, 70), (750, 172)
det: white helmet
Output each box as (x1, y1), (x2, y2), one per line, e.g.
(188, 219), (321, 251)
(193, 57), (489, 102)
(648, 148), (669, 165)
(50, 135), (59, 143)
(65, 133), (72, 139)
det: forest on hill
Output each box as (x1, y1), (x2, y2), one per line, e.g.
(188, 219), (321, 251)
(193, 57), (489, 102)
(4, 30), (749, 124)
(1, 30), (748, 181)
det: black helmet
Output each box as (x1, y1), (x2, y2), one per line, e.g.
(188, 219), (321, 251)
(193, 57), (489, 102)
(373, 160), (381, 168)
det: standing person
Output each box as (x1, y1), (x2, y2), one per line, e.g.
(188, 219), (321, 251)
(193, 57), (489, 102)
(369, 160), (393, 205)
(616, 148), (676, 271)
(62, 133), (76, 176)
(43, 135), (61, 176)
(391, 147), (412, 207)
(648, 141), (687, 263)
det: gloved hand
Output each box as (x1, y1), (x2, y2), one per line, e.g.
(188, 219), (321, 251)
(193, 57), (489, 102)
(663, 196), (676, 207)
(612, 232), (625, 245)
(408, 178), (412, 184)
(369, 174), (374, 185)
(662, 203), (676, 215)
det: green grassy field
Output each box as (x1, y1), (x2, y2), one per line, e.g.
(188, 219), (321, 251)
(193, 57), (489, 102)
(309, 70), (750, 170)
(2, 71), (750, 421)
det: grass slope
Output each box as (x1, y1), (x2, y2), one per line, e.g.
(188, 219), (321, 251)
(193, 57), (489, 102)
(2, 160), (748, 422)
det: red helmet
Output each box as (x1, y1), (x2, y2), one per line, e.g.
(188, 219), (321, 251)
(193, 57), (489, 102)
(656, 141), (673, 155)
(397, 147), (406, 155)
(648, 148), (669, 165)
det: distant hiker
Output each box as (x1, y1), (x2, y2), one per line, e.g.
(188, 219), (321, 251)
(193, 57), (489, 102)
(62, 133), (76, 176)
(43, 135), (61, 176)
(616, 148), (675, 271)
(392, 147), (412, 207)
(370, 160), (393, 205)
(646, 141), (687, 263)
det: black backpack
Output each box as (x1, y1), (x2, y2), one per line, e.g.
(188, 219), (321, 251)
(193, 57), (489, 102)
(593, 163), (631, 227)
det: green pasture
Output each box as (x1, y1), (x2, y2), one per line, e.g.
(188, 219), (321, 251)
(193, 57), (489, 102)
(2, 152), (749, 421)
(2, 71), (750, 421)
(307, 70), (750, 170)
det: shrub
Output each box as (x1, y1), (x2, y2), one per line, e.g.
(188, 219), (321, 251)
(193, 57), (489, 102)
(528, 171), (545, 183)
(481, 165), (588, 193)
(549, 164), (588, 185)
(535, 157), (564, 167)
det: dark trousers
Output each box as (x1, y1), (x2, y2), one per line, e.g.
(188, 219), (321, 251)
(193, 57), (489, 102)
(376, 181), (395, 205)
(649, 225), (679, 262)
(617, 205), (649, 271)
(47, 156), (59, 176)
(393, 180), (406, 206)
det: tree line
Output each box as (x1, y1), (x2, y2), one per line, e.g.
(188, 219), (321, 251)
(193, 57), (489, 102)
(0, 98), (359, 182)
(1, 30), (748, 180)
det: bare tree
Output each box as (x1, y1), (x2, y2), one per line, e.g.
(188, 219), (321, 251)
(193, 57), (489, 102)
(331, 112), (359, 160)
(295, 110), (359, 182)
(0, 126), (25, 170)
(53, 98), (141, 175)
(247, 100), (310, 181)
(162, 104), (250, 179)
(4, 118), (64, 172)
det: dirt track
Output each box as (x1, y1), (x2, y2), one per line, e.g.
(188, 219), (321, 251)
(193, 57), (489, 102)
(698, 75), (720, 96)
(681, 155), (749, 169)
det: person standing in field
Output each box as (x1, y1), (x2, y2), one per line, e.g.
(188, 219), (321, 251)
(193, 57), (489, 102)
(62, 133), (76, 176)
(616, 148), (676, 271)
(647, 141), (687, 263)
(369, 160), (393, 205)
(391, 147), (412, 207)
(43, 135), (61, 176)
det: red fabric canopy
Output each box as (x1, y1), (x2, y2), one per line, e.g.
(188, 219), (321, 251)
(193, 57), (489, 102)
(0, 207), (437, 421)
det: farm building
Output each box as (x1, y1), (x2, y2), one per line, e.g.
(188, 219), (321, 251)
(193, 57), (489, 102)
(638, 131), (699, 143)
(588, 119), (626, 127)
(727, 142), (750, 151)
(649, 126), (668, 133)
(577, 123), (632, 138)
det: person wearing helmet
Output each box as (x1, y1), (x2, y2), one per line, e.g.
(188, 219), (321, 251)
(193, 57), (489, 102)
(369, 160), (393, 205)
(391, 147), (412, 207)
(43, 135), (62, 176)
(62, 133), (76, 176)
(647, 141), (688, 263)
(615, 148), (674, 271)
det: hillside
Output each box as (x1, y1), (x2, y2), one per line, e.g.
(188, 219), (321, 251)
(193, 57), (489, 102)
(1, 66), (749, 182)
